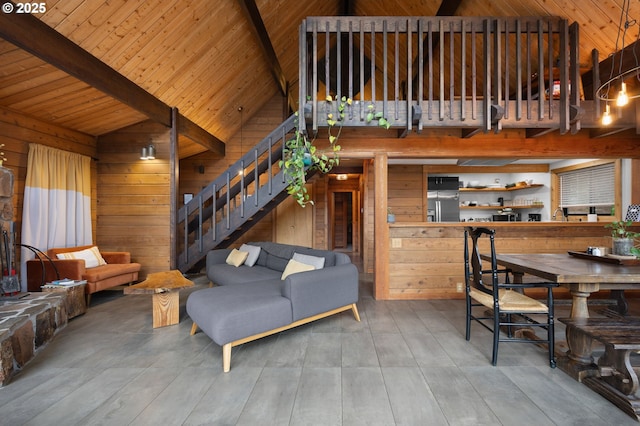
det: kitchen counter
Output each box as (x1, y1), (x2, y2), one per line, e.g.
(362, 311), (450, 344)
(389, 221), (615, 227)
(381, 221), (634, 300)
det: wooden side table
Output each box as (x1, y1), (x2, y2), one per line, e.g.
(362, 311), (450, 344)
(42, 280), (87, 319)
(123, 270), (194, 328)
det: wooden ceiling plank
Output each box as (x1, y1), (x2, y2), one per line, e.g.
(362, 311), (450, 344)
(0, 8), (225, 153)
(117, 3), (214, 86)
(238, 0), (294, 111)
(0, 11), (170, 125)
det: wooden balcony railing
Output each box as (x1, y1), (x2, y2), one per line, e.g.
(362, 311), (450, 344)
(299, 16), (584, 135)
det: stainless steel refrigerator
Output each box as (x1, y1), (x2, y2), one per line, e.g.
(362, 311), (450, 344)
(427, 177), (460, 222)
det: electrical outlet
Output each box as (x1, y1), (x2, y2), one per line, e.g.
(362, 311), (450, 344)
(456, 282), (463, 292)
(391, 238), (402, 248)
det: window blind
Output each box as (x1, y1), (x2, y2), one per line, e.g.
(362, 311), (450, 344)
(559, 163), (614, 207)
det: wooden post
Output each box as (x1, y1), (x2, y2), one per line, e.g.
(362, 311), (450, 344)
(374, 154), (389, 300)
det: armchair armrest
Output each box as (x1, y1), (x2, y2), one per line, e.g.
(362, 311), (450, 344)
(281, 263), (359, 321)
(101, 251), (131, 264)
(26, 258), (86, 291)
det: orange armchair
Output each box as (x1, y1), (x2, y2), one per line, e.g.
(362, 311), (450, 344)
(26, 245), (141, 305)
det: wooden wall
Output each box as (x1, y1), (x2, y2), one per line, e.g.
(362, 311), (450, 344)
(388, 165), (425, 222)
(387, 223), (617, 300)
(96, 121), (171, 277)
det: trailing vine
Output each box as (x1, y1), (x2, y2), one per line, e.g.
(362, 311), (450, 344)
(280, 96), (389, 207)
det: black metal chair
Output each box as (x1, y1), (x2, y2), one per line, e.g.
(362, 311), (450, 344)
(463, 227), (557, 368)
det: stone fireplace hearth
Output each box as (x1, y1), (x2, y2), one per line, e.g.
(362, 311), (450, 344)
(0, 292), (67, 386)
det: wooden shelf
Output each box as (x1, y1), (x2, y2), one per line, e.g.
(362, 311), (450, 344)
(461, 204), (544, 210)
(460, 184), (543, 192)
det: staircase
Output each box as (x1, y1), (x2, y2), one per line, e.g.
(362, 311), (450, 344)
(176, 114), (299, 273)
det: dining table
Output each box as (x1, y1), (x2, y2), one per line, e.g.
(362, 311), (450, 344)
(481, 252), (640, 419)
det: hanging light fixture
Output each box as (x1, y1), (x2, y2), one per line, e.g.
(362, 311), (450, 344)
(140, 144), (155, 160)
(596, 0), (640, 124)
(602, 104), (613, 126)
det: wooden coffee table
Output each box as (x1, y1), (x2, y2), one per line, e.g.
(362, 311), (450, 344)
(124, 270), (194, 328)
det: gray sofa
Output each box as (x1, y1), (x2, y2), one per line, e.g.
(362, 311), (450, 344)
(186, 242), (360, 372)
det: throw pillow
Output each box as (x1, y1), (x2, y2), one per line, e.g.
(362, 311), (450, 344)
(226, 249), (249, 267)
(281, 259), (315, 280)
(292, 252), (325, 269)
(56, 246), (107, 269)
(239, 244), (261, 267)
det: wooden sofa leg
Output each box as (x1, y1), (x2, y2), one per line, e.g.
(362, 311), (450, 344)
(190, 322), (199, 335)
(222, 343), (232, 372)
(351, 303), (361, 322)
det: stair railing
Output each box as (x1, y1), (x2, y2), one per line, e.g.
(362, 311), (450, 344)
(177, 114), (298, 272)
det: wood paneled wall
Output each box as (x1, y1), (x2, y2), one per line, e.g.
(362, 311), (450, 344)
(96, 121), (171, 278)
(0, 106), (97, 249)
(388, 223), (617, 300)
(388, 165), (424, 222)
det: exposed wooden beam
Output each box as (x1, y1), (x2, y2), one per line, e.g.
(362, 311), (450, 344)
(0, 6), (224, 156)
(178, 116), (225, 156)
(589, 127), (634, 138)
(341, 0), (355, 15)
(410, 0), (464, 88)
(238, 0), (296, 113)
(526, 128), (556, 138)
(461, 128), (482, 138)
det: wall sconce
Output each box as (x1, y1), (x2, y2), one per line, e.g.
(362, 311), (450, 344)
(140, 144), (156, 160)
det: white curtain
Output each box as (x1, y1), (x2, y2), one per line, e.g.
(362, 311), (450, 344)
(20, 144), (92, 290)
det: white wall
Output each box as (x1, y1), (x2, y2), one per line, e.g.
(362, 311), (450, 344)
(457, 172), (550, 222)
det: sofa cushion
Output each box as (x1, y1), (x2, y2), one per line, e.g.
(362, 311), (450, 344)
(226, 248), (249, 267)
(56, 246), (106, 268)
(281, 259), (315, 280)
(208, 264), (281, 286)
(239, 244), (261, 267)
(249, 242), (342, 267)
(292, 252), (325, 269)
(82, 263), (141, 282)
(265, 252), (290, 272)
(187, 280), (292, 345)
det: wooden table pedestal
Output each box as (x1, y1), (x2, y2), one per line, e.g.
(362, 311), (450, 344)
(124, 270), (194, 328)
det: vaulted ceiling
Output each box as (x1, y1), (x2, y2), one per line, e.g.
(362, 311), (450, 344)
(0, 0), (637, 159)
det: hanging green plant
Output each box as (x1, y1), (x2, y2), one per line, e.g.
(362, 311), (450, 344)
(280, 95), (350, 207)
(366, 103), (391, 129)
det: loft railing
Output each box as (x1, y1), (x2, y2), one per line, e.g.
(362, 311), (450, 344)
(176, 114), (297, 272)
(299, 16), (584, 135)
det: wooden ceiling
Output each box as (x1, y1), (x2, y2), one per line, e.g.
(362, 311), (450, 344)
(0, 0), (637, 158)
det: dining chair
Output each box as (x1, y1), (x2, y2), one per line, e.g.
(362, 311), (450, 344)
(463, 226), (557, 367)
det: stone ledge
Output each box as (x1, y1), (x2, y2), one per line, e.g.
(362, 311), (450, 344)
(0, 292), (67, 386)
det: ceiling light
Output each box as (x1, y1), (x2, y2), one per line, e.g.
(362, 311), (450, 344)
(616, 82), (629, 107)
(596, 0), (640, 113)
(336, 174), (348, 180)
(602, 104), (613, 126)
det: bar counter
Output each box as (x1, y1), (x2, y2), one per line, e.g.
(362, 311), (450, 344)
(381, 221), (630, 300)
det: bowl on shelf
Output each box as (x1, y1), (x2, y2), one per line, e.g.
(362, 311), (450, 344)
(468, 180), (480, 187)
